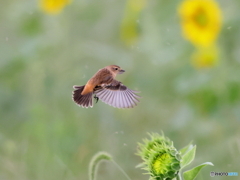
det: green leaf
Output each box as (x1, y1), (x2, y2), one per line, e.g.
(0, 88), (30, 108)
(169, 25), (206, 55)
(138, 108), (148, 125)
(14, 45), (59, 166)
(179, 143), (193, 156)
(181, 145), (196, 168)
(89, 152), (112, 180)
(183, 162), (214, 180)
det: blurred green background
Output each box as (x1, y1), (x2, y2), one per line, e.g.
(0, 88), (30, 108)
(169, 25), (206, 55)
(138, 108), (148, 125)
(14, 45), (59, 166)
(0, 0), (240, 180)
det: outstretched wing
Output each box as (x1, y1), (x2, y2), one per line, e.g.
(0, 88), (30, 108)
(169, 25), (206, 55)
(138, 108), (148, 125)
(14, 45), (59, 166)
(94, 80), (140, 108)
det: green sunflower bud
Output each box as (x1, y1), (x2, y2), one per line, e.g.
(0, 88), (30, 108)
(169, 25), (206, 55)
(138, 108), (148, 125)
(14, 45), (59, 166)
(137, 133), (181, 180)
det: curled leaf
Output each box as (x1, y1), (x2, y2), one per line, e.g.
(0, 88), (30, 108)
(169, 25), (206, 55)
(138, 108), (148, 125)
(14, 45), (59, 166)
(89, 152), (112, 180)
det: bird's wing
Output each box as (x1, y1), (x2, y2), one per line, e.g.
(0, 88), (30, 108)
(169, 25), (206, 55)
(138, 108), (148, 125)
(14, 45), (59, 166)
(94, 80), (140, 108)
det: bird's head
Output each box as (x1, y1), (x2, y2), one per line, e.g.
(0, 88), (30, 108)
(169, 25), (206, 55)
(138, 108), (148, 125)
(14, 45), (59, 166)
(107, 65), (125, 75)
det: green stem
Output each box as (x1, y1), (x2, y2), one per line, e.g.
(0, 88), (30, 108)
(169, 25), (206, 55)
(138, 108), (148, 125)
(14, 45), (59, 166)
(176, 173), (182, 180)
(89, 152), (112, 180)
(112, 160), (132, 180)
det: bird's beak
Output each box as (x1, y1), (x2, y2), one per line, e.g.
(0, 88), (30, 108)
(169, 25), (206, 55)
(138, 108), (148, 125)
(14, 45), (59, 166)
(118, 69), (125, 74)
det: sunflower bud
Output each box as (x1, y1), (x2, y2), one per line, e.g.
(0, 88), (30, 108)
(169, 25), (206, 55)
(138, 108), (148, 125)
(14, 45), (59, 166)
(137, 133), (181, 180)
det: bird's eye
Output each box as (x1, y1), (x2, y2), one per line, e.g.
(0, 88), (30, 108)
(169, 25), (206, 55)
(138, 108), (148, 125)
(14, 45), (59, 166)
(114, 68), (118, 70)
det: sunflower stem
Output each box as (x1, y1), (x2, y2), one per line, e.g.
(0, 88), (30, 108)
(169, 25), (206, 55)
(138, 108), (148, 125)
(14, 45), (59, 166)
(112, 160), (132, 180)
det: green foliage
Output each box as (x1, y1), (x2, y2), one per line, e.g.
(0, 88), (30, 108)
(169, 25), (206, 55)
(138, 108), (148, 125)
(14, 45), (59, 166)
(179, 143), (193, 156)
(183, 162), (214, 180)
(20, 14), (42, 36)
(188, 89), (219, 114)
(90, 133), (213, 180)
(181, 145), (196, 169)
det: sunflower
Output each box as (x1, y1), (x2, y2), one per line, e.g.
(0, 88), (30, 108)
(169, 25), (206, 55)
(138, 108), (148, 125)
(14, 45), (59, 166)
(178, 0), (222, 47)
(191, 45), (219, 68)
(39, 0), (72, 14)
(137, 133), (181, 180)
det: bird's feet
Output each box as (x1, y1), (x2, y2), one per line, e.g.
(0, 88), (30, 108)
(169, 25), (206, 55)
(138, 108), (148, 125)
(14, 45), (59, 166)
(94, 95), (99, 103)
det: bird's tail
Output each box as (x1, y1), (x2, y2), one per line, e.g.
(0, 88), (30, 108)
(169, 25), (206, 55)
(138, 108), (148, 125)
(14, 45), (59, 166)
(72, 85), (93, 108)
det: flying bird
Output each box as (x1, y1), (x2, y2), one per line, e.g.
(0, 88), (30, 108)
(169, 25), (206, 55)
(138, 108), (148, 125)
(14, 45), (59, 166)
(72, 65), (140, 108)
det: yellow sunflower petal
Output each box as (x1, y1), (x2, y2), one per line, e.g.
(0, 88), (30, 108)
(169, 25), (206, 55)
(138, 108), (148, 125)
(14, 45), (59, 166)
(40, 0), (72, 14)
(191, 45), (219, 68)
(178, 0), (222, 47)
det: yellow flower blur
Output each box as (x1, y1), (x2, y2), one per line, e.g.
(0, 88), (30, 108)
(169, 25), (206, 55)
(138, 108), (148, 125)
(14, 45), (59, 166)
(178, 0), (222, 47)
(192, 46), (219, 68)
(40, 0), (72, 14)
(120, 0), (147, 46)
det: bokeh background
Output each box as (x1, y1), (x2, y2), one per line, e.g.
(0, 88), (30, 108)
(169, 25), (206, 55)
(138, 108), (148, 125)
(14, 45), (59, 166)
(0, 0), (240, 180)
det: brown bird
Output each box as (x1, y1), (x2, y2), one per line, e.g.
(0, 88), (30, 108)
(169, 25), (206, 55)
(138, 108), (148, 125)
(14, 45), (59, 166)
(72, 65), (140, 108)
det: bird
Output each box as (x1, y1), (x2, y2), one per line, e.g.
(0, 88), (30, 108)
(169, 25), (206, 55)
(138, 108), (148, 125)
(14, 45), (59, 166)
(72, 65), (140, 108)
